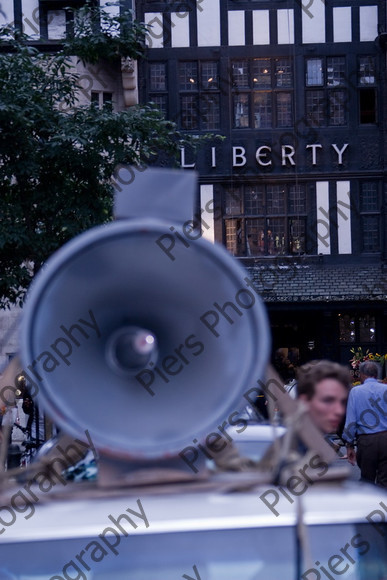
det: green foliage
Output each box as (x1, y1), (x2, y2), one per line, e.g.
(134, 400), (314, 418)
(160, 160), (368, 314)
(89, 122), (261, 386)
(0, 30), (200, 308)
(63, 2), (147, 64)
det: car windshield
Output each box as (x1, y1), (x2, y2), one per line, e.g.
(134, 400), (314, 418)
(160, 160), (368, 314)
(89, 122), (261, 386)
(0, 522), (386, 579)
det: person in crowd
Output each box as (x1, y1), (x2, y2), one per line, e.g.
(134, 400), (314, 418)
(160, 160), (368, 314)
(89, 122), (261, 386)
(297, 359), (350, 436)
(274, 348), (296, 384)
(342, 360), (387, 487)
(259, 360), (350, 475)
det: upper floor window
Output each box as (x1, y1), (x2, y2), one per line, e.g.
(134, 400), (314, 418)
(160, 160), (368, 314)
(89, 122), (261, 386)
(91, 91), (113, 109)
(232, 58), (293, 129)
(360, 182), (380, 252)
(358, 56), (377, 124)
(223, 183), (307, 257)
(305, 57), (347, 127)
(39, 0), (86, 39)
(148, 62), (168, 115)
(179, 60), (220, 131)
(359, 56), (376, 85)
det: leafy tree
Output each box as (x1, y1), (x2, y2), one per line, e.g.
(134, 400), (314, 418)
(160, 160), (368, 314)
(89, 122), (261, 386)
(0, 25), (199, 308)
(62, 2), (147, 64)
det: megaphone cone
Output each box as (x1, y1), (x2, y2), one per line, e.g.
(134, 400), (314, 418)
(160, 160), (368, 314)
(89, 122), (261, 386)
(21, 218), (270, 458)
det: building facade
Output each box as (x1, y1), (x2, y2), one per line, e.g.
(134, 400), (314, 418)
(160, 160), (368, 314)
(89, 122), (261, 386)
(1, 0), (386, 375)
(136, 0), (387, 373)
(0, 0), (137, 110)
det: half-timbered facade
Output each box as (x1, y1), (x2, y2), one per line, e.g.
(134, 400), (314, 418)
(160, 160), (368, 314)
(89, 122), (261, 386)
(136, 0), (387, 371)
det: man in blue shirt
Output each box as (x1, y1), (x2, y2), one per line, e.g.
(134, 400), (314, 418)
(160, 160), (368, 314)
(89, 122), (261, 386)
(342, 361), (387, 487)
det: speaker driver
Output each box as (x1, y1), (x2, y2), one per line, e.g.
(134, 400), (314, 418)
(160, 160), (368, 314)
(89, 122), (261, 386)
(105, 326), (158, 376)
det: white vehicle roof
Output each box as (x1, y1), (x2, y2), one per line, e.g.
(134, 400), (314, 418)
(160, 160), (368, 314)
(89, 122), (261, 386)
(1, 480), (385, 544)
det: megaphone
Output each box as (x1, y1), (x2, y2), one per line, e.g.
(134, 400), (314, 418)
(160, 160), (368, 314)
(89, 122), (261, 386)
(20, 168), (270, 460)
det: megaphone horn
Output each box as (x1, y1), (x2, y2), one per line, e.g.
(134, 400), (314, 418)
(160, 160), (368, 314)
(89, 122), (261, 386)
(20, 168), (271, 460)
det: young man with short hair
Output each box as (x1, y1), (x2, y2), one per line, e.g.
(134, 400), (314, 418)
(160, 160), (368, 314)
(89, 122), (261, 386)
(297, 360), (350, 435)
(260, 360), (350, 473)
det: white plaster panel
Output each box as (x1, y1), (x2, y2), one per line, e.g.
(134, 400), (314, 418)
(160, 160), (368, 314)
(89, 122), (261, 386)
(200, 185), (215, 243)
(253, 10), (270, 45)
(228, 11), (245, 46)
(145, 12), (164, 48)
(277, 9), (294, 45)
(302, 0), (325, 44)
(336, 181), (352, 254)
(0, 1), (14, 27)
(22, 0), (40, 38)
(171, 11), (190, 47)
(360, 6), (378, 42)
(197, 0), (220, 47)
(333, 7), (352, 42)
(316, 182), (331, 254)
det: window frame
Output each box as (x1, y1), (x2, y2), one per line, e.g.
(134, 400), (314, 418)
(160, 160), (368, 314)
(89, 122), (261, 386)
(359, 181), (380, 253)
(358, 56), (377, 125)
(338, 313), (377, 344)
(305, 56), (348, 128)
(178, 60), (221, 131)
(148, 61), (169, 117)
(231, 58), (294, 129)
(38, 0), (88, 39)
(90, 91), (114, 109)
(222, 183), (308, 257)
